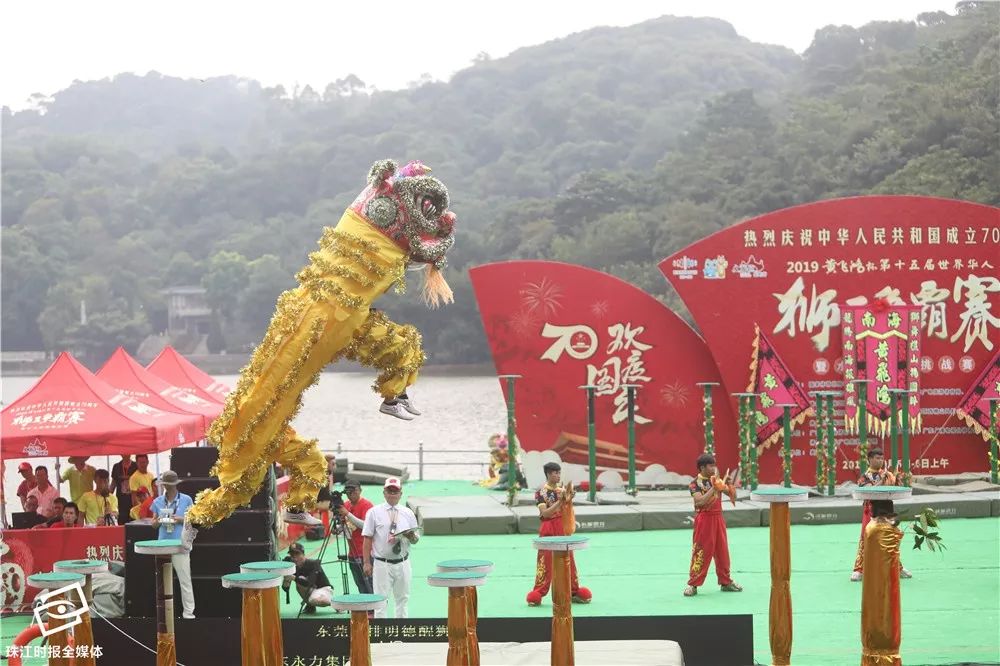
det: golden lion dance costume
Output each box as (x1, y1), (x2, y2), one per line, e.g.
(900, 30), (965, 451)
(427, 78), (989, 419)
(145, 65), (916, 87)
(185, 159), (456, 531)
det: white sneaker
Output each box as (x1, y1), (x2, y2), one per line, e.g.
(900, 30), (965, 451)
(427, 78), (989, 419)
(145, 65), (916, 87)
(379, 402), (415, 421)
(182, 613), (195, 619)
(850, 571), (862, 582)
(900, 568), (912, 579)
(398, 395), (421, 416)
(181, 519), (198, 552)
(283, 511), (323, 526)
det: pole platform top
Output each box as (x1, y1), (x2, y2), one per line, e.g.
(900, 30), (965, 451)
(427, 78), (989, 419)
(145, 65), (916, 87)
(222, 572), (283, 590)
(54, 559), (108, 576)
(331, 593), (387, 612)
(578, 384), (599, 390)
(428, 571), (488, 588)
(851, 486), (913, 501)
(750, 487), (810, 503)
(695, 382), (720, 386)
(134, 539), (186, 556)
(241, 561), (296, 576)
(731, 392), (757, 397)
(534, 535), (589, 552)
(437, 559), (494, 574)
(28, 571), (84, 590)
(774, 403), (798, 408)
(498, 374), (523, 379)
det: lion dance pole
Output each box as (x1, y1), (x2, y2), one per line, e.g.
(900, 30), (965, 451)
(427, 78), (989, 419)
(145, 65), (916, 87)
(183, 160), (457, 537)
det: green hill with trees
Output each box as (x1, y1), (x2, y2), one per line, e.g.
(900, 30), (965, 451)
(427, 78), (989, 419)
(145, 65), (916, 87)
(2, 3), (996, 365)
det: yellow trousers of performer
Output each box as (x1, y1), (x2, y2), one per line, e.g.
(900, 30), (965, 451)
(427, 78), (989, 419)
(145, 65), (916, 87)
(188, 209), (425, 527)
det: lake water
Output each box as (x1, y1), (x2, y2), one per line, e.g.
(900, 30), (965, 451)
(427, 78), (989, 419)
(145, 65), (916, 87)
(1, 371), (508, 518)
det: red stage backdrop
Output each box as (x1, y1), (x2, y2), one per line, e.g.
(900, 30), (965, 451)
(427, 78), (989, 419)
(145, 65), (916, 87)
(1, 526), (125, 612)
(661, 195), (1000, 485)
(469, 261), (738, 475)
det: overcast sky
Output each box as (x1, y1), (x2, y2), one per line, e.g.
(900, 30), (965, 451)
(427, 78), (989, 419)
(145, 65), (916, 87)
(1, 0), (958, 109)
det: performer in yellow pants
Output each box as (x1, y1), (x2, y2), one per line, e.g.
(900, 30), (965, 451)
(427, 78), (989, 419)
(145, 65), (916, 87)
(184, 159), (456, 537)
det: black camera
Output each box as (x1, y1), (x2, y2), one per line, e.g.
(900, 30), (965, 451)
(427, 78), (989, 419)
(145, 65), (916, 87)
(331, 490), (345, 510)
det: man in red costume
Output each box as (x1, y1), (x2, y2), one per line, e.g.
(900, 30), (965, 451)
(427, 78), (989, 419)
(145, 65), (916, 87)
(852, 447), (912, 581)
(684, 453), (742, 597)
(526, 462), (592, 606)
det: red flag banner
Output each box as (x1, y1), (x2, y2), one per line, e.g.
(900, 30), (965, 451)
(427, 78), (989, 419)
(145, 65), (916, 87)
(842, 303), (922, 435)
(747, 324), (813, 448)
(956, 349), (1000, 442)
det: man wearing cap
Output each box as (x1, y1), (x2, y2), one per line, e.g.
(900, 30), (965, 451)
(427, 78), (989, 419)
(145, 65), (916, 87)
(61, 457), (96, 503)
(362, 477), (419, 618)
(282, 542), (334, 614)
(338, 480), (374, 594)
(150, 470), (196, 619)
(16, 462), (37, 510)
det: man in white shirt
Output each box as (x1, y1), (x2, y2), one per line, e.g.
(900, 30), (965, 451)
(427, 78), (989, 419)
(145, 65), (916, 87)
(362, 477), (419, 618)
(27, 466), (59, 519)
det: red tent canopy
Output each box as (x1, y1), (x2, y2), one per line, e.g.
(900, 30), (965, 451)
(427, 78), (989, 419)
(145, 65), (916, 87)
(1, 352), (203, 459)
(146, 346), (230, 405)
(97, 347), (222, 438)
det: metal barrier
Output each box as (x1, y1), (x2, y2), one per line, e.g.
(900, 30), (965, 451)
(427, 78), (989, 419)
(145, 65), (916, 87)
(330, 441), (488, 481)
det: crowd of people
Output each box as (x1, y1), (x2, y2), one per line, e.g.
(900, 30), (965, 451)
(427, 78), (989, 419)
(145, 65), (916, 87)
(12, 454), (160, 529)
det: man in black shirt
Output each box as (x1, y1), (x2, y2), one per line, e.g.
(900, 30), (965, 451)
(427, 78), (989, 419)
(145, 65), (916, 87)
(111, 454), (137, 526)
(282, 542), (332, 614)
(13, 495), (49, 529)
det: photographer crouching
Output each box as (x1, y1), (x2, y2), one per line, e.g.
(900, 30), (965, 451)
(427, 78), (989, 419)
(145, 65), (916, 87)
(336, 480), (374, 594)
(282, 542), (333, 614)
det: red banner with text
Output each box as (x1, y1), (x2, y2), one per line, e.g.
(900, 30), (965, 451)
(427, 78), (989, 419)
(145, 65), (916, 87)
(470, 261), (739, 477)
(661, 195), (1000, 484)
(1, 526), (125, 613)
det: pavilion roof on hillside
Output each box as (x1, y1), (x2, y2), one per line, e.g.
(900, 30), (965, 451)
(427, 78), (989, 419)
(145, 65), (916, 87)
(1, 352), (202, 459)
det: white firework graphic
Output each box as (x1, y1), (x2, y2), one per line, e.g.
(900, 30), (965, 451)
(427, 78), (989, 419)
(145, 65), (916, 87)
(519, 277), (563, 316)
(590, 300), (610, 318)
(660, 381), (691, 407)
(508, 309), (542, 338)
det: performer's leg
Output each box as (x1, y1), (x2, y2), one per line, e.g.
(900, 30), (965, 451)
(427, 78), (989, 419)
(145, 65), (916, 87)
(172, 552), (195, 618)
(187, 293), (365, 528)
(568, 552), (593, 602)
(372, 561), (390, 619)
(687, 514), (716, 588)
(714, 515), (734, 587)
(342, 309), (425, 405)
(274, 430), (327, 514)
(527, 550), (553, 603)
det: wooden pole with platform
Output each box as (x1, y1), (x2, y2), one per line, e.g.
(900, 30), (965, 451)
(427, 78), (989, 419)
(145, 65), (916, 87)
(535, 535), (589, 666)
(134, 539), (187, 666)
(52, 559), (107, 666)
(222, 571), (285, 666)
(436, 559), (494, 666)
(26, 572), (85, 666)
(750, 486), (809, 665)
(240, 561), (296, 663)
(428, 570), (488, 665)
(330, 594), (387, 666)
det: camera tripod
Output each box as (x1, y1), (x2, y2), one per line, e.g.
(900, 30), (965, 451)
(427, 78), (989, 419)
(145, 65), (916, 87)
(293, 509), (352, 619)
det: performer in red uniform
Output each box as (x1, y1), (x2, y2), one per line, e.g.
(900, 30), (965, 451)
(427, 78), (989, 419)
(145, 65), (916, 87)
(526, 462), (593, 606)
(852, 448), (912, 581)
(684, 453), (742, 597)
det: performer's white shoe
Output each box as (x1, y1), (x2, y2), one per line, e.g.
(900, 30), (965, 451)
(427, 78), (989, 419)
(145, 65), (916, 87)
(181, 519), (198, 551)
(398, 395), (421, 416)
(850, 571), (862, 582)
(283, 510), (323, 526)
(900, 568), (913, 579)
(379, 401), (415, 421)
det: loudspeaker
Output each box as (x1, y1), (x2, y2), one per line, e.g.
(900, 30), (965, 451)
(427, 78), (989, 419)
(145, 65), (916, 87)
(191, 575), (242, 618)
(190, 541), (276, 577)
(170, 447), (220, 478)
(192, 509), (273, 544)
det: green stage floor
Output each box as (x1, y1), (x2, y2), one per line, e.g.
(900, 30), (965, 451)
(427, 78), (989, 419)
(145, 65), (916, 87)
(4, 515), (998, 665)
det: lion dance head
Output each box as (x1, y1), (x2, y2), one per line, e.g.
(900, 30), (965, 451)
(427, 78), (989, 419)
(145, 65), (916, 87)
(350, 159), (457, 307)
